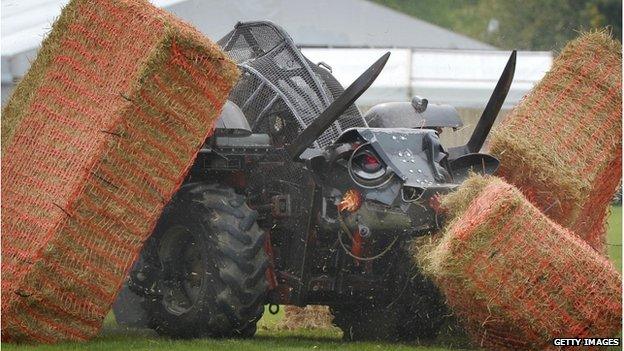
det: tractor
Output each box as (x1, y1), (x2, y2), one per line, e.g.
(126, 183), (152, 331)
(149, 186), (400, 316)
(113, 20), (516, 342)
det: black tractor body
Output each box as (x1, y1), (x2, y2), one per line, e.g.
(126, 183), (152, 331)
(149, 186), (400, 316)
(114, 21), (516, 341)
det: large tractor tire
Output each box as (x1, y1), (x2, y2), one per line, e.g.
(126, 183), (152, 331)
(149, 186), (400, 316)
(112, 282), (150, 329)
(140, 183), (269, 338)
(330, 249), (447, 342)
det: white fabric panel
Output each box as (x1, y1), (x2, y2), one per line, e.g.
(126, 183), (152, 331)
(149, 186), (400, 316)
(303, 48), (552, 108)
(302, 48), (411, 105)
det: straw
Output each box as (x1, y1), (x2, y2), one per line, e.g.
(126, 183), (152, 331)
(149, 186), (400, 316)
(489, 30), (622, 252)
(277, 305), (336, 331)
(1, 0), (238, 343)
(419, 175), (622, 350)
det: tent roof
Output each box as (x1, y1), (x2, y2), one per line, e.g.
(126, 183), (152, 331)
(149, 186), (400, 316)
(160, 0), (495, 49)
(1, 0), (494, 60)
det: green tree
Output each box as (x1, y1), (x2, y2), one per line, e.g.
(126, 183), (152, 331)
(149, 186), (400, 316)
(371, 0), (622, 50)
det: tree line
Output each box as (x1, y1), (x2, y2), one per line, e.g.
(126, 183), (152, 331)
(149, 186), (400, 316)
(372, 0), (622, 50)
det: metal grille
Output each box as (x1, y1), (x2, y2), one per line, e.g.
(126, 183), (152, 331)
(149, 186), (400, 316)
(308, 60), (365, 132)
(219, 21), (367, 148)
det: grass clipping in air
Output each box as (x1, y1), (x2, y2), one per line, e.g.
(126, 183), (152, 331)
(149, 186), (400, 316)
(418, 175), (622, 350)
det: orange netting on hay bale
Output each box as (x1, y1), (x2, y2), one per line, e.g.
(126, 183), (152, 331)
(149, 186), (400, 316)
(1, 0), (238, 343)
(420, 176), (622, 351)
(489, 30), (622, 253)
(277, 305), (335, 331)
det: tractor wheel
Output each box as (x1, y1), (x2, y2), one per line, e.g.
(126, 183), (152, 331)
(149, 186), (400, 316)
(141, 183), (269, 338)
(330, 279), (446, 342)
(112, 282), (149, 329)
(330, 303), (401, 341)
(394, 275), (449, 341)
(330, 251), (447, 342)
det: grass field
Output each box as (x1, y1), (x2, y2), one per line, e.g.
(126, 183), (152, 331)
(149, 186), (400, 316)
(3, 207), (621, 351)
(607, 206), (622, 272)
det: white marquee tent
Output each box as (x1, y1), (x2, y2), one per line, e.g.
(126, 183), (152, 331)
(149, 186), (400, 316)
(1, 0), (551, 107)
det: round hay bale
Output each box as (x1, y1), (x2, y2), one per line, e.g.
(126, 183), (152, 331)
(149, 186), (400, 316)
(419, 176), (622, 350)
(489, 30), (622, 253)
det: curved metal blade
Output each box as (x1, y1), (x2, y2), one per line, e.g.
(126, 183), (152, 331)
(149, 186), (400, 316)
(287, 52), (391, 160)
(449, 50), (516, 159)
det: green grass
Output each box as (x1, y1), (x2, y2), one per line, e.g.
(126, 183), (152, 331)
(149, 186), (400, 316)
(0, 310), (461, 351)
(607, 206), (622, 272)
(3, 207), (621, 351)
